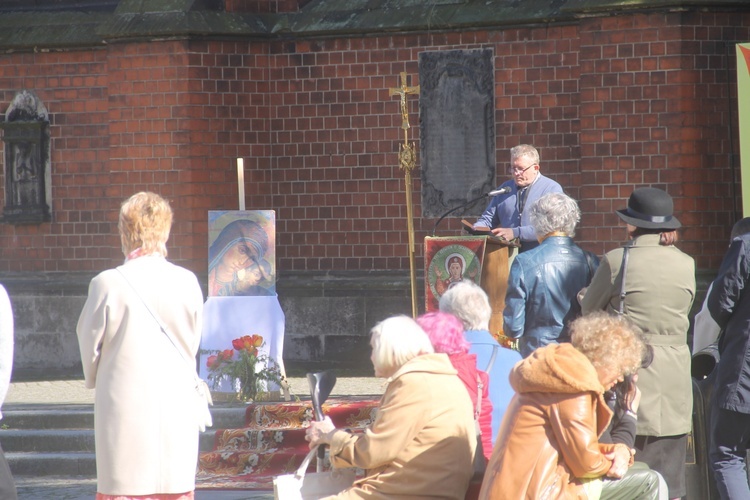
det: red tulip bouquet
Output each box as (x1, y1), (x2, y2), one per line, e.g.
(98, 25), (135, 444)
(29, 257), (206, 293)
(205, 334), (282, 402)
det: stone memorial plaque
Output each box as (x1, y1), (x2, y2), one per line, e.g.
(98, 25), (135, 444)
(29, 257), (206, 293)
(419, 48), (496, 219)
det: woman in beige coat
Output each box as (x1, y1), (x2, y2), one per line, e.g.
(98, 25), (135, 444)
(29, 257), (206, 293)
(306, 315), (477, 499)
(77, 192), (204, 500)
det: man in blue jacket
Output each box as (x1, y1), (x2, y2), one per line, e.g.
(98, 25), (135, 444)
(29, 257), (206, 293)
(473, 144), (562, 252)
(503, 192), (598, 358)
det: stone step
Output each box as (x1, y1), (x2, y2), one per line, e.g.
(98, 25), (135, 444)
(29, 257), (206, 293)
(1, 405), (248, 431)
(0, 405), (250, 477)
(6, 451), (96, 477)
(0, 427), (223, 454)
(0, 429), (95, 452)
(2, 406), (94, 429)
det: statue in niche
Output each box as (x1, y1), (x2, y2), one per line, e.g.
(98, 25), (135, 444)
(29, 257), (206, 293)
(0, 90), (51, 224)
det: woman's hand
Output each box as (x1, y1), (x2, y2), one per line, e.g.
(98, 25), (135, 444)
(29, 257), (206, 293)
(305, 416), (336, 449)
(605, 444), (633, 478)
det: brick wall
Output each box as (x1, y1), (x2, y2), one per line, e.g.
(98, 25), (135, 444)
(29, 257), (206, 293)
(0, 9), (747, 279)
(577, 11), (748, 268)
(0, 48), (110, 272)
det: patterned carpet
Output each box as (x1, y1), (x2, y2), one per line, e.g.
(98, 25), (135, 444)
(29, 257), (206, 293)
(196, 398), (379, 490)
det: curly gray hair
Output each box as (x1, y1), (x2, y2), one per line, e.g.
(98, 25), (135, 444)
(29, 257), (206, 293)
(528, 192), (581, 239)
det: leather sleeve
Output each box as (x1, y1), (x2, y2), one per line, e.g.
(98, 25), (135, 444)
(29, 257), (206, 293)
(547, 393), (612, 479)
(503, 258), (527, 339)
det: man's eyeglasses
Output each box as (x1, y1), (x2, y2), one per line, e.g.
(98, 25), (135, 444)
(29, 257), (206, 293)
(508, 164), (537, 175)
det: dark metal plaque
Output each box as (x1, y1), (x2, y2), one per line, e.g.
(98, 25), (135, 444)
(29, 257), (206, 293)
(419, 48), (496, 218)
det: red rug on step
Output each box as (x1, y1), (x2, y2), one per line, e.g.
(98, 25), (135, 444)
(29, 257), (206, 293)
(196, 398), (379, 490)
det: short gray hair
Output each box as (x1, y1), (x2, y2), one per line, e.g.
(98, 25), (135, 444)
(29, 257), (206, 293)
(528, 192), (581, 239)
(370, 316), (434, 377)
(510, 144), (540, 165)
(438, 281), (491, 331)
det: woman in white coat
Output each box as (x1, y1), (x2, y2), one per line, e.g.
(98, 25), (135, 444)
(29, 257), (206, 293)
(77, 192), (204, 500)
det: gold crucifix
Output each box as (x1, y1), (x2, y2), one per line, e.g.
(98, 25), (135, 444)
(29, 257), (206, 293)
(389, 72), (420, 318)
(389, 72), (420, 137)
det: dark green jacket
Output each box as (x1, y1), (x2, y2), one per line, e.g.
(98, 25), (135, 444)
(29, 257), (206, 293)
(582, 234), (695, 436)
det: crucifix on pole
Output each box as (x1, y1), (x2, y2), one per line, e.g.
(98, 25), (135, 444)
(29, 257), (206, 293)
(389, 72), (420, 318)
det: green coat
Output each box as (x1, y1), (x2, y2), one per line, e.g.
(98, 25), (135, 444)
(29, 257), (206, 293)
(581, 234), (695, 436)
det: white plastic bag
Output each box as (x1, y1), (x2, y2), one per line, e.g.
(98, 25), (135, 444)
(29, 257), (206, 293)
(273, 446), (356, 500)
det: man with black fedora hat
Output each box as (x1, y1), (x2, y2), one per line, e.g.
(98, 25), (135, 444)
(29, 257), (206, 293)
(582, 186), (695, 499)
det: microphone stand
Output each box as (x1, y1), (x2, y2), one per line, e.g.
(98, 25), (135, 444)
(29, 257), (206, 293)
(432, 193), (492, 236)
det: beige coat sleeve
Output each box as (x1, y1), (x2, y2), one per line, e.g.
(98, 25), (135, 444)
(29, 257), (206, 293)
(328, 374), (427, 470)
(581, 254), (616, 315)
(76, 273), (108, 389)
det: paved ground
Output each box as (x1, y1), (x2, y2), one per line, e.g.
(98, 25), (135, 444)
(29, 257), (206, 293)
(5, 376), (385, 499)
(15, 476), (276, 499)
(5, 377), (386, 406)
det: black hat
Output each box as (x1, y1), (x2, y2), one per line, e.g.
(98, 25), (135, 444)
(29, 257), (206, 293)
(616, 187), (681, 230)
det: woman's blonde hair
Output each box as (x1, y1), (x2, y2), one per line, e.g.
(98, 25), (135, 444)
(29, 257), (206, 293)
(370, 315), (434, 377)
(118, 192), (173, 257)
(570, 312), (646, 377)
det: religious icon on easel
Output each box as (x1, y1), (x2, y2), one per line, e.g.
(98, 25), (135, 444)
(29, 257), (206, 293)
(207, 210), (276, 297)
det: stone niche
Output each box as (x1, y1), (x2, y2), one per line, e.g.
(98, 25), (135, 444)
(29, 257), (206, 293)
(0, 90), (51, 224)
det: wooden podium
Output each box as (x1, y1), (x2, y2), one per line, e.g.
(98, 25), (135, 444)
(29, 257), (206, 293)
(424, 235), (516, 338)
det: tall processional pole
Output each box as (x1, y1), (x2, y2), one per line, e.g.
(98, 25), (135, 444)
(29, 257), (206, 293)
(389, 72), (420, 318)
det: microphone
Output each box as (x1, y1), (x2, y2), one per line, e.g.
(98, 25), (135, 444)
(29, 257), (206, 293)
(487, 186), (512, 197)
(432, 186), (512, 236)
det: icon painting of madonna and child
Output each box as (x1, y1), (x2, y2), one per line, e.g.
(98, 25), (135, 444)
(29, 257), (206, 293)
(208, 210), (276, 297)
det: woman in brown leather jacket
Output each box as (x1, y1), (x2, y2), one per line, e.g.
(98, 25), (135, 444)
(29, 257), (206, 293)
(478, 312), (661, 499)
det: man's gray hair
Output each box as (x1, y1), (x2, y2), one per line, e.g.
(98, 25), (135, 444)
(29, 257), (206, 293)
(529, 192), (581, 239)
(510, 144), (540, 165)
(438, 281), (491, 331)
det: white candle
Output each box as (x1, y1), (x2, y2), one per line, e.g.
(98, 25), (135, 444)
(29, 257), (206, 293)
(237, 157), (245, 211)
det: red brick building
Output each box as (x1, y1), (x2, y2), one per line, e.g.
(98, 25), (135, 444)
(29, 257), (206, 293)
(0, 0), (747, 375)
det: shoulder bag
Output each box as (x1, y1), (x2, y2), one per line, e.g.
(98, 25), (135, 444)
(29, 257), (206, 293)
(273, 445), (356, 500)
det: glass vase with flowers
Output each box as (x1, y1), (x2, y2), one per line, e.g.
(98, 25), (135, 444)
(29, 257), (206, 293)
(204, 334), (282, 402)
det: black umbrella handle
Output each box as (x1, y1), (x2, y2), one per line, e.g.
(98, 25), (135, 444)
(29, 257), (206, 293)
(307, 371), (337, 465)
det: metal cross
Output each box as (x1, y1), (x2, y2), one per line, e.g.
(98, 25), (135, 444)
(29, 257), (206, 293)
(389, 72), (420, 132)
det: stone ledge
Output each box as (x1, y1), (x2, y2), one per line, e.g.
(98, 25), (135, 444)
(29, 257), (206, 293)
(0, 1), (746, 51)
(0, 269), (423, 296)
